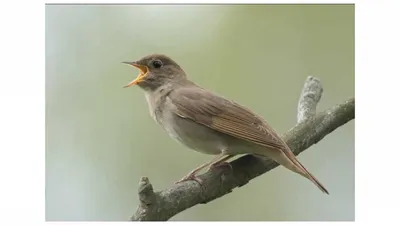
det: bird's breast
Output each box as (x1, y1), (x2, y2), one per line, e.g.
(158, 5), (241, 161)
(157, 102), (227, 155)
(144, 93), (155, 120)
(144, 91), (165, 124)
(144, 89), (230, 155)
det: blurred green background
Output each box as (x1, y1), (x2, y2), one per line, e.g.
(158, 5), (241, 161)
(45, 4), (354, 221)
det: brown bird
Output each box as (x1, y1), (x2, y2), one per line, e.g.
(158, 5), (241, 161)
(123, 54), (329, 194)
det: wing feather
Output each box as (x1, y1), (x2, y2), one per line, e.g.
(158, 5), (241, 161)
(169, 87), (286, 150)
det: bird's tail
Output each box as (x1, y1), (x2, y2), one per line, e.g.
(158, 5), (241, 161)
(289, 153), (329, 194)
(260, 147), (329, 194)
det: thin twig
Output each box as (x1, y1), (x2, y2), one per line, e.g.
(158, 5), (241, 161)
(297, 76), (323, 122)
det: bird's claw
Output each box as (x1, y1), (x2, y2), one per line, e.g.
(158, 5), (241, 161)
(207, 161), (233, 172)
(175, 173), (203, 185)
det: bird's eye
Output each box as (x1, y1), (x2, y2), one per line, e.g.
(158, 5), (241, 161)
(152, 60), (163, 68)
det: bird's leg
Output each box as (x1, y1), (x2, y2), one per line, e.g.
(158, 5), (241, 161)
(174, 163), (208, 185)
(175, 153), (229, 185)
(207, 155), (234, 172)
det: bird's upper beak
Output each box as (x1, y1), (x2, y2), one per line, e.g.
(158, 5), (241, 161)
(122, 62), (149, 87)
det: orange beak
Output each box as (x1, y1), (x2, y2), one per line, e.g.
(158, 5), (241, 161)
(122, 62), (149, 87)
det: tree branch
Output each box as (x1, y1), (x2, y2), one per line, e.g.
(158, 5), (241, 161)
(131, 76), (355, 221)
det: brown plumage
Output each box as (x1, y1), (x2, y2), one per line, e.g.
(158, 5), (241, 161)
(123, 54), (329, 194)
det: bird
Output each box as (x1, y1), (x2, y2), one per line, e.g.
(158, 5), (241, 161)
(122, 54), (329, 194)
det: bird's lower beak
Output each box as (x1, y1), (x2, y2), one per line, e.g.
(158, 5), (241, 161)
(122, 62), (149, 87)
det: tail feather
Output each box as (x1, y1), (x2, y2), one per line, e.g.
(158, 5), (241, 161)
(264, 146), (330, 194)
(290, 154), (329, 194)
(284, 149), (329, 194)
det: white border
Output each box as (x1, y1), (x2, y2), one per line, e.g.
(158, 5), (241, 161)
(0, 0), (45, 224)
(356, 1), (400, 224)
(45, 0), (357, 4)
(2, 0), (400, 224)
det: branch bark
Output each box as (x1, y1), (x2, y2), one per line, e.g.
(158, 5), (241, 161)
(297, 76), (323, 122)
(131, 76), (355, 221)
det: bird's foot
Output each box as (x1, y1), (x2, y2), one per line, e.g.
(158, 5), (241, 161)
(207, 161), (233, 172)
(175, 172), (203, 185)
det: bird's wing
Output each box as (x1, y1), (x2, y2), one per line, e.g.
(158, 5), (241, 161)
(168, 86), (286, 150)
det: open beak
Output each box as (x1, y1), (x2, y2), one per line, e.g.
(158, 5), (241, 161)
(122, 62), (149, 87)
